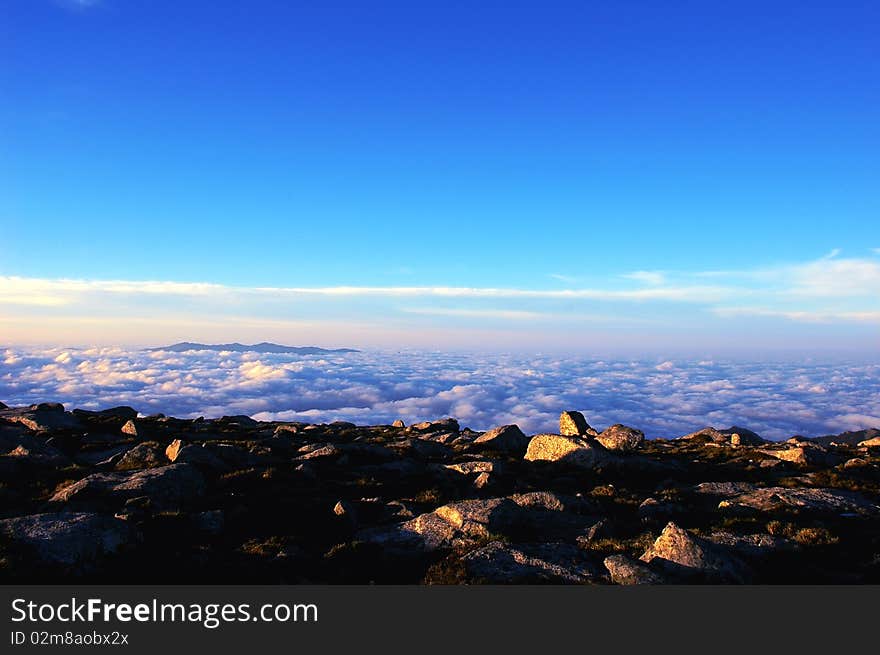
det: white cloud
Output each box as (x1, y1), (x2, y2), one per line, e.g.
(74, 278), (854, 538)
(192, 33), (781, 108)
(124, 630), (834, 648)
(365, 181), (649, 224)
(2, 347), (878, 440)
(713, 307), (880, 323)
(401, 307), (548, 320)
(622, 271), (666, 286)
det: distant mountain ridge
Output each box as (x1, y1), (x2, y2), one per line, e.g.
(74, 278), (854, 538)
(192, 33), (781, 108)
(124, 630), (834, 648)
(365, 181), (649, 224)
(148, 342), (359, 354)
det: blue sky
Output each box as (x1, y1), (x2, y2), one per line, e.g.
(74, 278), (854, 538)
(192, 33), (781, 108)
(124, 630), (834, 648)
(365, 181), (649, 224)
(1, 1), (878, 351)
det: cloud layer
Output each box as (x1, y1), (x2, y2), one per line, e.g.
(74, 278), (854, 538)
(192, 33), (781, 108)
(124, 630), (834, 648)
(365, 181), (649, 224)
(2, 346), (878, 440)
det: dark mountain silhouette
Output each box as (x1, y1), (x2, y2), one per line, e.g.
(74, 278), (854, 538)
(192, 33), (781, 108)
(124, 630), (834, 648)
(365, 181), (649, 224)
(147, 342), (359, 354)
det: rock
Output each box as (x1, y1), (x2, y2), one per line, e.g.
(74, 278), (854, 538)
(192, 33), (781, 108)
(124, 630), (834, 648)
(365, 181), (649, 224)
(329, 421), (357, 430)
(757, 446), (826, 466)
(463, 541), (599, 583)
(559, 411), (597, 437)
(0, 425), (70, 466)
(333, 500), (355, 518)
(677, 426), (763, 445)
(473, 472), (492, 489)
(114, 442), (165, 471)
(411, 418), (460, 433)
(640, 522), (751, 583)
(359, 495), (580, 552)
(120, 420), (139, 436)
(73, 445), (129, 467)
(524, 434), (608, 468)
(443, 460), (497, 475)
(0, 404), (82, 432)
(843, 457), (870, 469)
(604, 554), (667, 585)
(295, 444), (342, 461)
(724, 426), (765, 446)
(164, 438), (183, 461)
(433, 498), (521, 539)
(859, 436), (880, 448)
(809, 428), (879, 447)
(0, 512), (134, 571)
(73, 406), (138, 421)
(718, 487), (878, 515)
(596, 424), (644, 453)
(472, 424), (530, 454)
(392, 419), (406, 428)
(216, 415), (259, 428)
(50, 464), (206, 509)
(508, 491), (575, 513)
(692, 481), (760, 498)
(168, 444), (232, 470)
(677, 427), (728, 443)
(706, 531), (795, 558)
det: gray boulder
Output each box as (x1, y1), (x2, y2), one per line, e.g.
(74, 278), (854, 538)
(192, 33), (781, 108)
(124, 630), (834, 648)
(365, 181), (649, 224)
(463, 541), (599, 584)
(524, 434), (609, 468)
(596, 424), (644, 453)
(472, 424), (530, 454)
(604, 554), (667, 585)
(640, 522), (751, 583)
(115, 442), (165, 471)
(0, 403), (82, 432)
(559, 411), (597, 437)
(0, 512), (135, 571)
(718, 487), (878, 515)
(50, 464), (205, 509)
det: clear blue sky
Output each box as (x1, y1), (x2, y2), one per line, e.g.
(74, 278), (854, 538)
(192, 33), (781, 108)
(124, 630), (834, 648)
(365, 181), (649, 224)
(1, 1), (878, 351)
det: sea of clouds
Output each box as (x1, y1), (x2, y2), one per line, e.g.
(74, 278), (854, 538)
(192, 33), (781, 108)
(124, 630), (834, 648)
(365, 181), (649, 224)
(2, 346), (879, 441)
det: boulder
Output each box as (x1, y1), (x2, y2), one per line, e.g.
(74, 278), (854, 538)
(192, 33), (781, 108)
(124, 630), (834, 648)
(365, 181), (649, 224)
(757, 445), (826, 466)
(0, 512), (134, 571)
(859, 436), (880, 448)
(358, 495), (584, 552)
(718, 487), (878, 515)
(724, 426), (765, 446)
(0, 403), (81, 432)
(443, 460), (497, 475)
(524, 434), (608, 468)
(50, 464), (205, 509)
(676, 427), (728, 443)
(706, 531), (796, 558)
(120, 420), (139, 436)
(1, 425), (70, 466)
(168, 443), (233, 470)
(472, 424), (530, 454)
(596, 424), (644, 453)
(411, 418), (460, 433)
(73, 406), (138, 421)
(604, 554), (667, 585)
(677, 426), (763, 445)
(692, 481), (761, 498)
(295, 444), (343, 461)
(114, 442), (165, 471)
(165, 438), (185, 461)
(392, 419), (406, 428)
(559, 411), (597, 437)
(433, 498), (522, 539)
(640, 521), (751, 583)
(463, 541), (599, 583)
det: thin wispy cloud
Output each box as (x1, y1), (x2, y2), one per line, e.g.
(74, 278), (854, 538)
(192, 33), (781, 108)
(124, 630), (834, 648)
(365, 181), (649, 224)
(1, 251), (878, 347)
(56, 0), (101, 10)
(622, 271), (666, 286)
(401, 307), (548, 320)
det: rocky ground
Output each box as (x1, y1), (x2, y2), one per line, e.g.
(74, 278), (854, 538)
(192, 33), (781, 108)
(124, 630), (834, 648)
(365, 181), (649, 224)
(1, 401), (879, 584)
